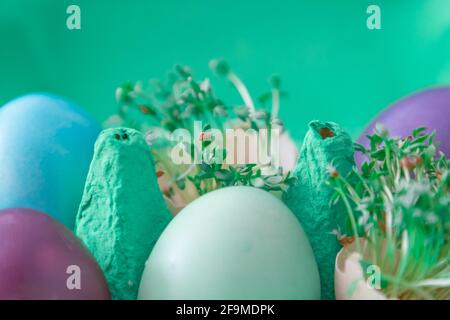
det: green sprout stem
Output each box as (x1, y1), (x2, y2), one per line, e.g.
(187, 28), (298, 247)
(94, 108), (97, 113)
(334, 179), (362, 254)
(226, 71), (256, 114)
(271, 87), (280, 121)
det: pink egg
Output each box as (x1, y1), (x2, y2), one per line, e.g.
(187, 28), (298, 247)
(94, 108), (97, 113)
(0, 208), (110, 300)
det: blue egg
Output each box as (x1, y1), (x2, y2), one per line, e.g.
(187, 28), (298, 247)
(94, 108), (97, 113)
(0, 93), (101, 229)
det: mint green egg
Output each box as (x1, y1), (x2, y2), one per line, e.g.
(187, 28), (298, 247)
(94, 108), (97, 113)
(138, 186), (320, 300)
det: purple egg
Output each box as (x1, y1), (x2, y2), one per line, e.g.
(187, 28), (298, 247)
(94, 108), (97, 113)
(0, 208), (110, 300)
(356, 86), (450, 165)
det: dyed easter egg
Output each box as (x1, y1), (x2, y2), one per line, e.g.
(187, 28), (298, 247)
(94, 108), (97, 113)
(138, 186), (320, 300)
(0, 208), (110, 300)
(0, 93), (101, 229)
(356, 87), (450, 164)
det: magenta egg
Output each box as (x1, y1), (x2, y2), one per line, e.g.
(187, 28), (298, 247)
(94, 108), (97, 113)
(0, 208), (110, 300)
(356, 86), (450, 165)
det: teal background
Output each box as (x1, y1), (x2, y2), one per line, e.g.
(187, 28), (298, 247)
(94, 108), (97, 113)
(1, 0), (450, 140)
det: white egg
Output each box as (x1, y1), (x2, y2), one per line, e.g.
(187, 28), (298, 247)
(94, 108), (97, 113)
(138, 186), (320, 299)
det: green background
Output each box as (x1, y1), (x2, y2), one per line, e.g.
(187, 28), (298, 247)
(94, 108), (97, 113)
(1, 0), (449, 140)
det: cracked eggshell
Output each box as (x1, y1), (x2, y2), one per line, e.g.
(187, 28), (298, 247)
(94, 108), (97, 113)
(335, 240), (388, 300)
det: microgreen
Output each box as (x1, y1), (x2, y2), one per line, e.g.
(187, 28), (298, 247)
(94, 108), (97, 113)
(110, 59), (295, 211)
(329, 125), (450, 299)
